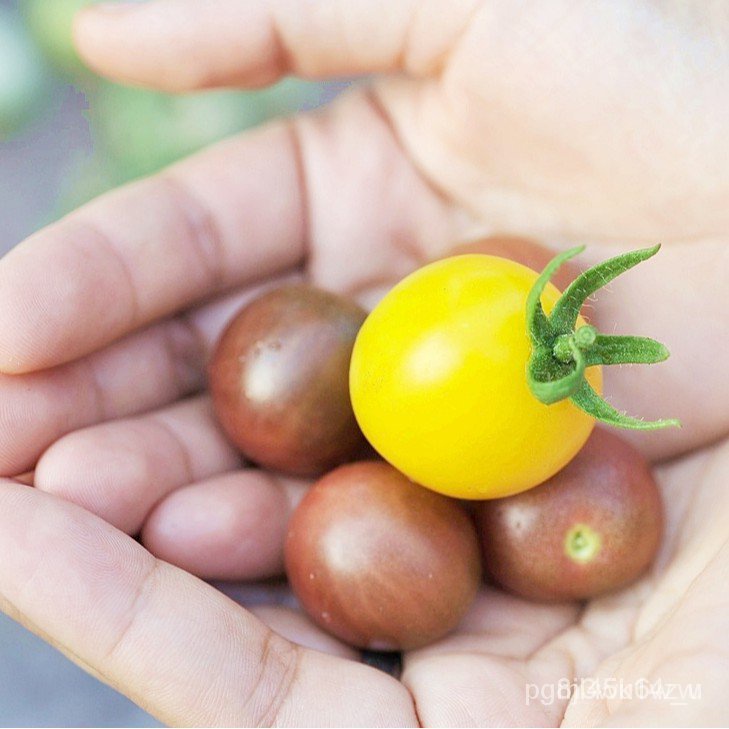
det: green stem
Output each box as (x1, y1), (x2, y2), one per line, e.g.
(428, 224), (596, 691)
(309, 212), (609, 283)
(525, 245), (679, 430)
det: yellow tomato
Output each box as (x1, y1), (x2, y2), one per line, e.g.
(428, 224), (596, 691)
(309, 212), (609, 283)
(349, 255), (602, 499)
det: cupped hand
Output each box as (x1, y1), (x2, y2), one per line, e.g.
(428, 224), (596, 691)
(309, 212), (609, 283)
(0, 1), (727, 725)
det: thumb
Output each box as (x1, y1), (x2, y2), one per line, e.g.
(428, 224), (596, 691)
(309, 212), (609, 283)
(0, 481), (416, 726)
(73, 0), (480, 90)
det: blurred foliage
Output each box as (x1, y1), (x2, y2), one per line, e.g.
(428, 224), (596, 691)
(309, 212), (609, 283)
(56, 79), (323, 213)
(0, 5), (49, 137)
(1, 0), (329, 215)
(90, 79), (317, 184)
(22, 0), (96, 79)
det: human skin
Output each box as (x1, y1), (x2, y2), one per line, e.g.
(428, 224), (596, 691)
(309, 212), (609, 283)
(0, 0), (727, 725)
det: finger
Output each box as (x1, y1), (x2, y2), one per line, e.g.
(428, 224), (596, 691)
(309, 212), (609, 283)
(565, 534), (729, 725)
(250, 605), (358, 660)
(0, 482), (417, 726)
(34, 397), (240, 535)
(0, 123), (305, 374)
(406, 587), (580, 662)
(402, 589), (578, 720)
(214, 579), (298, 610)
(400, 589), (579, 727)
(74, 0), (480, 91)
(141, 470), (309, 581)
(0, 316), (205, 477)
(0, 272), (300, 479)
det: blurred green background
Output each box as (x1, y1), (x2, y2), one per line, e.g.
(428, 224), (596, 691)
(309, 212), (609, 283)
(0, 1), (346, 726)
(0, 0), (343, 252)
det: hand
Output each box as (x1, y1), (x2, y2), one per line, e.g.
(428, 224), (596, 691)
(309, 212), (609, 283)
(0, 1), (727, 725)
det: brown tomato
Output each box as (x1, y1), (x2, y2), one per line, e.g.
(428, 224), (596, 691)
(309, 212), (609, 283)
(475, 428), (663, 601)
(285, 461), (482, 650)
(208, 285), (367, 476)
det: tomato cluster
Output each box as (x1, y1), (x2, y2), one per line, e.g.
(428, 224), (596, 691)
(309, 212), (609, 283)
(208, 241), (665, 651)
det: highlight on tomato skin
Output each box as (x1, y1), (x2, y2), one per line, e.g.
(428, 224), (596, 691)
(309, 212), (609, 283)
(349, 253), (601, 501)
(208, 284), (368, 477)
(474, 427), (663, 602)
(284, 461), (483, 651)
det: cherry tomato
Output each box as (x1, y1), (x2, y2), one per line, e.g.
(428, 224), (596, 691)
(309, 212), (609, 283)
(349, 255), (602, 499)
(209, 285), (367, 476)
(284, 461), (482, 650)
(474, 428), (663, 601)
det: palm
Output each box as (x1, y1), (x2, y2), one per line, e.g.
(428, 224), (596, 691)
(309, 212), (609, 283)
(402, 443), (729, 726)
(0, 1), (727, 726)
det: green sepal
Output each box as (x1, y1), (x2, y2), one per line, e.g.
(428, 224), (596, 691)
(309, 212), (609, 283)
(525, 244), (679, 430)
(569, 380), (681, 431)
(584, 334), (670, 367)
(550, 245), (661, 334)
(528, 345), (585, 404)
(525, 245), (584, 345)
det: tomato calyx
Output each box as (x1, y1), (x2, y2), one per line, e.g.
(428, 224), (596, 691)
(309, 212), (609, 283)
(564, 523), (603, 564)
(526, 245), (680, 430)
